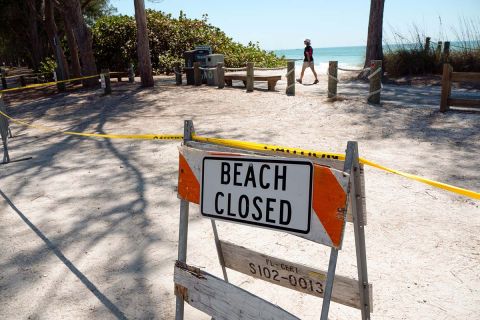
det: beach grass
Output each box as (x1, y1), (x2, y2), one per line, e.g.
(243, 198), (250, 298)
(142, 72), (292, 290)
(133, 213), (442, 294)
(384, 18), (480, 77)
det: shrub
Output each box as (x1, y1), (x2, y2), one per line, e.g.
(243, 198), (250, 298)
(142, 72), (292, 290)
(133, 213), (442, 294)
(384, 20), (480, 77)
(92, 10), (285, 73)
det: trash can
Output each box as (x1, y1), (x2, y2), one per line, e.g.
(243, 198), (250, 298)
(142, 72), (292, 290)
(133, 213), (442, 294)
(183, 50), (196, 85)
(194, 46), (212, 84)
(205, 54), (224, 86)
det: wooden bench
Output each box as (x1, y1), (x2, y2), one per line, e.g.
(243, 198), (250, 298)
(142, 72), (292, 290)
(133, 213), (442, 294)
(224, 74), (281, 91)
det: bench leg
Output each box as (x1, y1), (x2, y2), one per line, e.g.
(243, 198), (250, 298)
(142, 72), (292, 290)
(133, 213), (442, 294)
(268, 80), (277, 91)
(242, 80), (247, 87)
(117, 76), (122, 82)
(225, 79), (232, 87)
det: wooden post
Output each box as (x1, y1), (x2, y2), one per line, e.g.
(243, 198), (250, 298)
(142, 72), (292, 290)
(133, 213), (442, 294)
(128, 63), (135, 83)
(424, 37), (431, 52)
(193, 62), (201, 86)
(440, 63), (452, 112)
(53, 36), (67, 92)
(368, 60), (382, 104)
(19, 76), (26, 87)
(101, 68), (112, 95)
(246, 62), (254, 92)
(117, 74), (122, 82)
(435, 41), (442, 60)
(443, 41), (450, 62)
(175, 63), (182, 86)
(217, 62), (225, 89)
(1, 69), (7, 89)
(0, 97), (10, 164)
(286, 61), (295, 96)
(328, 61), (338, 98)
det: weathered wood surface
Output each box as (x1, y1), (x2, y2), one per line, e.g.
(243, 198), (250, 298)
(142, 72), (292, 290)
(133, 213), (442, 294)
(224, 74), (282, 91)
(447, 98), (480, 108)
(440, 64), (453, 112)
(246, 62), (254, 92)
(328, 61), (338, 98)
(185, 140), (368, 224)
(451, 72), (480, 83)
(193, 62), (202, 86)
(217, 62), (225, 89)
(286, 61), (295, 96)
(219, 241), (372, 310)
(174, 261), (300, 320)
(368, 60), (382, 104)
(101, 69), (111, 95)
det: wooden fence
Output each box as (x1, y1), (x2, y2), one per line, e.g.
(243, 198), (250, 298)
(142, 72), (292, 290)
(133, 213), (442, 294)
(440, 64), (480, 112)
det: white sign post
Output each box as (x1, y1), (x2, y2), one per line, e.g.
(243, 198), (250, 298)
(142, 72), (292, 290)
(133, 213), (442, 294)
(201, 157), (312, 234)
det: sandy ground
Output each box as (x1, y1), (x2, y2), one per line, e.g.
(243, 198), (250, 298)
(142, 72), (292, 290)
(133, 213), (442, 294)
(1, 71), (479, 320)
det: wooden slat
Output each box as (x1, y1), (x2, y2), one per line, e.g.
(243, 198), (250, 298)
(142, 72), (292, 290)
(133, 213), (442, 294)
(186, 140), (368, 224)
(448, 98), (480, 108)
(220, 241), (373, 310)
(174, 261), (300, 320)
(224, 74), (282, 81)
(451, 72), (480, 83)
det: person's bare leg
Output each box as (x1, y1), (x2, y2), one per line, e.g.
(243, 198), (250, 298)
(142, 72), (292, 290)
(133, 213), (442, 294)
(299, 64), (307, 82)
(311, 64), (318, 80)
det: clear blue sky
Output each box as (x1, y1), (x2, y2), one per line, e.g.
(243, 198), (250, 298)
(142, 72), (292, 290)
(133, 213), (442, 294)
(111, 0), (479, 50)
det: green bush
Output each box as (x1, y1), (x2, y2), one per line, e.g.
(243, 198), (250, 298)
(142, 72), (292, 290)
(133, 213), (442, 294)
(38, 56), (57, 74)
(92, 10), (285, 73)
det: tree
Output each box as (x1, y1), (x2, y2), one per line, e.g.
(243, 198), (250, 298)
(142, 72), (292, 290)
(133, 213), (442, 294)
(61, 0), (98, 87)
(134, 0), (154, 87)
(364, 0), (385, 68)
(45, 0), (69, 80)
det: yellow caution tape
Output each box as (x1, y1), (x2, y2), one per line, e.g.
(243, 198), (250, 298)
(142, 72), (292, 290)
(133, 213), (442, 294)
(0, 74), (100, 93)
(0, 110), (183, 140)
(192, 135), (480, 200)
(1, 107), (477, 200)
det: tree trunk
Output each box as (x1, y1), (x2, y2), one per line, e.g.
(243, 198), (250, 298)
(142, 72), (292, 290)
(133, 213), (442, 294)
(62, 0), (98, 87)
(134, 0), (154, 87)
(25, 0), (43, 70)
(44, 0), (69, 80)
(364, 0), (385, 68)
(63, 14), (82, 79)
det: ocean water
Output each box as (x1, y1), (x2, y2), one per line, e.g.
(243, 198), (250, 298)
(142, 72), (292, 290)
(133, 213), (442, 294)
(274, 46), (366, 72)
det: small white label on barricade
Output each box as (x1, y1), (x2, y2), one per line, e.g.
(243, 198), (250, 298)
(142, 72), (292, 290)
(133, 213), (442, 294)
(201, 157), (313, 234)
(100, 74), (106, 88)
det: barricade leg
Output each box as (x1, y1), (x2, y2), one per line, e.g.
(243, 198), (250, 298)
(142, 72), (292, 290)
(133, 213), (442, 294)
(350, 142), (371, 320)
(320, 248), (339, 320)
(175, 120), (194, 320)
(0, 98), (10, 163)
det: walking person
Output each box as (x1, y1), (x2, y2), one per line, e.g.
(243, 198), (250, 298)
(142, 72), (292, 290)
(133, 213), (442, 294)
(297, 39), (319, 84)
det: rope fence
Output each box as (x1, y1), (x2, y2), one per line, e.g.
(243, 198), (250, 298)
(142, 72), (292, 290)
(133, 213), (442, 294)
(327, 60), (383, 103)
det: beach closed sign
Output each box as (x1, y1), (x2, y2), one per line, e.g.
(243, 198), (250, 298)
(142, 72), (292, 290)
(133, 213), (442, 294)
(201, 157), (313, 234)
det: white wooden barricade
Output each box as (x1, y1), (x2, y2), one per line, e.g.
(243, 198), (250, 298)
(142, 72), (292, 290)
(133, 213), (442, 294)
(174, 120), (372, 320)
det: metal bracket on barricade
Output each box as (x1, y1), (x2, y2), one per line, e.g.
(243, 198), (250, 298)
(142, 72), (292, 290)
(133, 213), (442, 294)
(173, 120), (372, 320)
